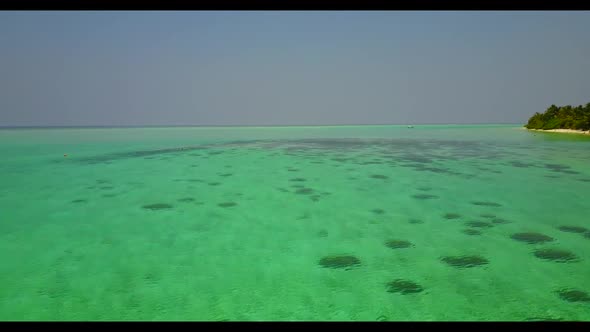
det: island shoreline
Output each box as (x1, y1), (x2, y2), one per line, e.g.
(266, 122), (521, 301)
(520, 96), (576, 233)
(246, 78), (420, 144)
(524, 127), (590, 135)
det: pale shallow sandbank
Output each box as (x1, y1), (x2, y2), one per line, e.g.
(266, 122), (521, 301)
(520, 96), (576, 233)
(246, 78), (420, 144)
(524, 128), (590, 135)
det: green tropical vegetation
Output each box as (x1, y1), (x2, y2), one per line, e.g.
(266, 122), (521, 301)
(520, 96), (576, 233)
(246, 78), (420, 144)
(525, 103), (590, 130)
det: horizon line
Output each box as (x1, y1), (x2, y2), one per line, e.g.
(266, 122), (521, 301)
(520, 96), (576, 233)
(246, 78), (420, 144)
(0, 122), (524, 129)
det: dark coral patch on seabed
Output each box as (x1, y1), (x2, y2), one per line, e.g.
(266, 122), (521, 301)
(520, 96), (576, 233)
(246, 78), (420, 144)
(310, 195), (322, 202)
(463, 229), (482, 236)
(510, 232), (554, 244)
(556, 289), (590, 302)
(218, 202), (237, 208)
(533, 249), (579, 263)
(386, 279), (424, 294)
(385, 240), (413, 249)
(491, 218), (511, 224)
(295, 188), (314, 195)
(510, 161), (534, 168)
(412, 194), (439, 200)
(466, 221), (493, 228)
(142, 203), (173, 210)
(557, 225), (588, 233)
(318, 255), (361, 270)
(544, 163), (570, 171)
(471, 201), (502, 207)
(317, 230), (329, 237)
(71, 199), (87, 203)
(441, 255), (489, 268)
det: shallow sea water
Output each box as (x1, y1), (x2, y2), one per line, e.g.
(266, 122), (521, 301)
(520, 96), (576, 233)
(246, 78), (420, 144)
(1, 125), (589, 321)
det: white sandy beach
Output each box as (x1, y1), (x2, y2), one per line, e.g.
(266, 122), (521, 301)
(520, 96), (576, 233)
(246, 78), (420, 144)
(524, 128), (590, 135)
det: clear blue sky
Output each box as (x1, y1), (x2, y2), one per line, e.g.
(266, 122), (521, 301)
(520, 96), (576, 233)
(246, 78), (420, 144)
(1, 11), (589, 126)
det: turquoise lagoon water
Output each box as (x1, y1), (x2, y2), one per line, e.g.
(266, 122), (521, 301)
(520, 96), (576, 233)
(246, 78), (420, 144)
(0, 124), (589, 321)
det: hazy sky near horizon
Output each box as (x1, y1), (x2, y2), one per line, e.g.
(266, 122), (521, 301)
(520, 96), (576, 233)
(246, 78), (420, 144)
(1, 11), (589, 126)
